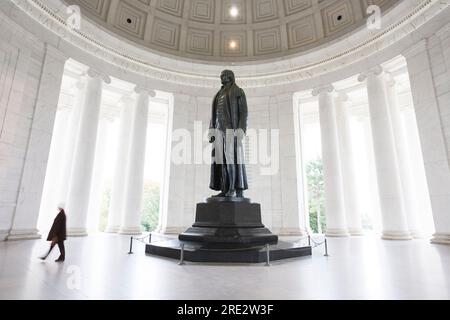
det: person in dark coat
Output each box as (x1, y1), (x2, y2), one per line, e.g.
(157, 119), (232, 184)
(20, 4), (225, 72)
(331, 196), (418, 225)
(40, 203), (66, 262)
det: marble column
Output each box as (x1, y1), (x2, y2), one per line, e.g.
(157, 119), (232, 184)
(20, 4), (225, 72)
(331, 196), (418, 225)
(158, 93), (195, 234)
(119, 87), (155, 235)
(66, 68), (110, 236)
(404, 40), (450, 244)
(402, 108), (434, 235)
(385, 75), (421, 238)
(358, 66), (411, 240)
(313, 85), (349, 237)
(7, 45), (67, 240)
(335, 93), (364, 236)
(361, 117), (383, 233)
(87, 117), (112, 232)
(272, 93), (305, 235)
(57, 80), (86, 204)
(37, 109), (70, 232)
(105, 96), (134, 233)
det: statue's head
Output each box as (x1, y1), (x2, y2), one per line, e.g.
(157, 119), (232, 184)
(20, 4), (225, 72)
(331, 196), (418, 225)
(220, 70), (235, 86)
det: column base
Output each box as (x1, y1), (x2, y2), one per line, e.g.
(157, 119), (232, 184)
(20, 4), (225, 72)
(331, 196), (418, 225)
(348, 229), (365, 236)
(118, 227), (142, 235)
(381, 231), (412, 240)
(104, 226), (120, 233)
(160, 227), (188, 235)
(67, 228), (88, 237)
(6, 229), (41, 241)
(325, 228), (350, 237)
(431, 233), (450, 245)
(276, 228), (306, 236)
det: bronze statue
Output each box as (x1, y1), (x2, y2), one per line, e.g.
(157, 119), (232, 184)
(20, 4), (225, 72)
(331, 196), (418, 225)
(209, 70), (248, 198)
(177, 71), (279, 249)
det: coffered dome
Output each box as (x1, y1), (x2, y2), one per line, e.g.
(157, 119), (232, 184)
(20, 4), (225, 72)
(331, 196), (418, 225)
(65, 0), (400, 63)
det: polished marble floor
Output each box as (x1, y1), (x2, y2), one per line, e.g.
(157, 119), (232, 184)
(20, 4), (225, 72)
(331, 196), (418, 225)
(0, 233), (449, 300)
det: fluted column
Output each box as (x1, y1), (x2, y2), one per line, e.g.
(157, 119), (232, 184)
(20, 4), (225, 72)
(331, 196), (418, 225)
(57, 80), (86, 203)
(313, 85), (349, 237)
(335, 93), (363, 235)
(66, 68), (111, 236)
(119, 86), (155, 235)
(385, 75), (421, 238)
(105, 96), (134, 233)
(358, 66), (411, 240)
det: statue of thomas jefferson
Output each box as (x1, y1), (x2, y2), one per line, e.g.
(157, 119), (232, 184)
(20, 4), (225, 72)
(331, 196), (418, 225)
(208, 70), (248, 198)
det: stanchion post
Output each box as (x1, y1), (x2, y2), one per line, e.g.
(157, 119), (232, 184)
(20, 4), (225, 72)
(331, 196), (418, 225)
(179, 243), (185, 265)
(128, 236), (134, 254)
(265, 244), (271, 267)
(148, 233), (152, 243)
(324, 238), (329, 257)
(308, 235), (311, 247)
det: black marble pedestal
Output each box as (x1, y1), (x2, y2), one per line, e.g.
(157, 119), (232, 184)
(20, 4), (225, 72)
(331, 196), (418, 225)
(145, 240), (312, 263)
(178, 197), (278, 246)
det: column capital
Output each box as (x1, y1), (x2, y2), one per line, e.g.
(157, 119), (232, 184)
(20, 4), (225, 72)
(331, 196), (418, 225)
(357, 65), (383, 82)
(87, 68), (111, 84)
(134, 85), (156, 97)
(312, 84), (334, 97)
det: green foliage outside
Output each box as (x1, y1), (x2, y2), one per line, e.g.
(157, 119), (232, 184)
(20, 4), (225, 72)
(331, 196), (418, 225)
(98, 180), (161, 233)
(141, 182), (160, 232)
(306, 158), (326, 234)
(99, 182), (112, 232)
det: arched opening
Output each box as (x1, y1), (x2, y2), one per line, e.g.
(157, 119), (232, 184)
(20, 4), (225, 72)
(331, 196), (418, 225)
(37, 59), (170, 236)
(295, 56), (435, 237)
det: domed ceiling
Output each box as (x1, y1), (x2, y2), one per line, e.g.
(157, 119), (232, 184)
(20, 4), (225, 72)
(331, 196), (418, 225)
(65, 0), (400, 63)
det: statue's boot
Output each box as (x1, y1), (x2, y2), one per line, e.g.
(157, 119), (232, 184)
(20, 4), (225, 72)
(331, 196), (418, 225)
(225, 190), (236, 197)
(236, 189), (244, 198)
(213, 192), (227, 197)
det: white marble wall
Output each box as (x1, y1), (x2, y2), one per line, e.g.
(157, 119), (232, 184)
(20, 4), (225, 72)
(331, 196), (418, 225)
(157, 91), (305, 235)
(8, 45), (67, 240)
(0, 16), (65, 240)
(404, 31), (450, 244)
(270, 93), (305, 235)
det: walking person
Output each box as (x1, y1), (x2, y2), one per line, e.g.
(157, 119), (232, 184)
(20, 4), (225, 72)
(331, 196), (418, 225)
(40, 203), (67, 262)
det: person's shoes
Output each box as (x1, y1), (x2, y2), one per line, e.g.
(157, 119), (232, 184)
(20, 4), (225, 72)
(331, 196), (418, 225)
(55, 257), (65, 263)
(39, 256), (47, 260)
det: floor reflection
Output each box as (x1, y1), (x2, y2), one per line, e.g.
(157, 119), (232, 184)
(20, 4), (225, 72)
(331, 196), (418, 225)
(0, 233), (449, 299)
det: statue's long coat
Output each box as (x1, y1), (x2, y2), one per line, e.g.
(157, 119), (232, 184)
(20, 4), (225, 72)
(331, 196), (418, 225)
(209, 83), (249, 191)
